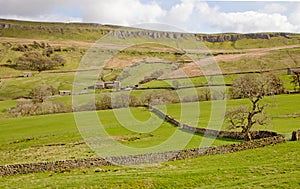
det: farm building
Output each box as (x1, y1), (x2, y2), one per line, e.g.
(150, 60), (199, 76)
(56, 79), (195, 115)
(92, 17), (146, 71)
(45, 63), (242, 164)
(94, 81), (121, 89)
(23, 72), (33, 77)
(59, 90), (71, 96)
(287, 68), (300, 75)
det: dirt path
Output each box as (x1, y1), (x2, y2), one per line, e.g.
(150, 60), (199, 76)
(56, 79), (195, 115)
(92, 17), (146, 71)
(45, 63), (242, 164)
(212, 44), (300, 62)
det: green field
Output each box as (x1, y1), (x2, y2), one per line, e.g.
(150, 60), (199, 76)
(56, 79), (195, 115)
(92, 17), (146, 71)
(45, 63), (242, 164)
(0, 107), (239, 165)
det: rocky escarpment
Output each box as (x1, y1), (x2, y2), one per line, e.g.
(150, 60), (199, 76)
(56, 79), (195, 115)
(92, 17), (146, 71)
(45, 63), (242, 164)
(0, 22), (110, 35)
(109, 30), (292, 42)
(110, 30), (187, 39)
(196, 33), (292, 43)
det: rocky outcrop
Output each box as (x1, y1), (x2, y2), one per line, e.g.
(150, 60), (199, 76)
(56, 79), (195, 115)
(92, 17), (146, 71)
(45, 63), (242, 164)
(196, 33), (291, 43)
(110, 30), (187, 39)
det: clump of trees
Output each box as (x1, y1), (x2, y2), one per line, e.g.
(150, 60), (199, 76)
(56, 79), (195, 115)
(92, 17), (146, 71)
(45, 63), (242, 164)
(225, 74), (285, 140)
(9, 100), (68, 117)
(8, 41), (66, 72)
(29, 85), (56, 103)
(9, 85), (69, 117)
(142, 91), (180, 106)
(15, 52), (65, 72)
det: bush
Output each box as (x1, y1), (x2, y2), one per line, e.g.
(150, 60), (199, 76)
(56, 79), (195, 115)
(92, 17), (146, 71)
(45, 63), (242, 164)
(9, 101), (69, 117)
(15, 52), (64, 71)
(96, 94), (112, 110)
(230, 74), (285, 99)
(29, 85), (57, 103)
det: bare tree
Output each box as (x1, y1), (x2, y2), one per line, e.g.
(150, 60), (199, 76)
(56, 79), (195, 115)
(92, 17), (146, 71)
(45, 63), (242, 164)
(29, 85), (56, 103)
(142, 91), (154, 106)
(266, 73), (285, 94)
(226, 75), (280, 140)
(291, 71), (300, 91)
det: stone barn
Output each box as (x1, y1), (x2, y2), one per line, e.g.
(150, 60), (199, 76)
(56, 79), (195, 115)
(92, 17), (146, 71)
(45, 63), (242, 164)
(94, 81), (121, 89)
(59, 90), (71, 96)
(23, 72), (33, 77)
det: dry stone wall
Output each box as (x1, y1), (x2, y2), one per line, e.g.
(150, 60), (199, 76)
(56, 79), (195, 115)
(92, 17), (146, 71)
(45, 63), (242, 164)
(0, 136), (285, 176)
(291, 130), (300, 141)
(149, 106), (280, 140)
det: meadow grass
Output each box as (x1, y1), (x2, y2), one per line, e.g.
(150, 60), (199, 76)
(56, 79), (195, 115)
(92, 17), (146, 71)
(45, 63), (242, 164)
(217, 47), (300, 73)
(0, 141), (299, 188)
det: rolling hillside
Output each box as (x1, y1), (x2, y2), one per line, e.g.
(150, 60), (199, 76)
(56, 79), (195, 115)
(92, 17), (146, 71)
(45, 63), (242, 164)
(0, 19), (299, 188)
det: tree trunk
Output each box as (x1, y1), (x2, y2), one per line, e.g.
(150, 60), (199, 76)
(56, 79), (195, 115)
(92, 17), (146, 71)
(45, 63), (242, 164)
(242, 124), (252, 141)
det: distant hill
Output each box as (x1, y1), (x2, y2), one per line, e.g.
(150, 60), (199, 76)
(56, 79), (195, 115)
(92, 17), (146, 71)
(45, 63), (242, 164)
(0, 18), (299, 49)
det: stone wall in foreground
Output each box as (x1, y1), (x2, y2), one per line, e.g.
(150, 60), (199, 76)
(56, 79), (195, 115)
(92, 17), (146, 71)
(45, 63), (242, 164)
(0, 136), (285, 176)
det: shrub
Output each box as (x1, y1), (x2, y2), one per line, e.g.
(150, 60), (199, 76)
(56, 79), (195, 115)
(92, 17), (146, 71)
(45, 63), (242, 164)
(15, 52), (64, 71)
(29, 85), (57, 103)
(9, 101), (69, 117)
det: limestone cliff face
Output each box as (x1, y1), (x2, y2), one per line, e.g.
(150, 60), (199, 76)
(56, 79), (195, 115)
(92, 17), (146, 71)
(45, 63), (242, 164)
(110, 30), (187, 39)
(196, 33), (291, 42)
(102, 30), (292, 42)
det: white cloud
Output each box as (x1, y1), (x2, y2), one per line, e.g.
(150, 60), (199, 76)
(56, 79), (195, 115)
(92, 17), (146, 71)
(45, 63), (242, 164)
(163, 0), (195, 23)
(289, 4), (300, 26)
(194, 2), (300, 33)
(0, 0), (81, 23)
(259, 3), (287, 14)
(0, 14), (82, 23)
(0, 0), (61, 16)
(79, 0), (165, 26)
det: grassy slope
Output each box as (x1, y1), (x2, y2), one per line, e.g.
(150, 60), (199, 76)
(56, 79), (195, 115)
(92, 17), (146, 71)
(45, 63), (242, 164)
(0, 141), (299, 188)
(217, 47), (300, 73)
(0, 19), (112, 42)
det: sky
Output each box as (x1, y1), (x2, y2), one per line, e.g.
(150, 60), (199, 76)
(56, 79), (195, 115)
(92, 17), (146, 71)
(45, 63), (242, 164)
(0, 0), (300, 33)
